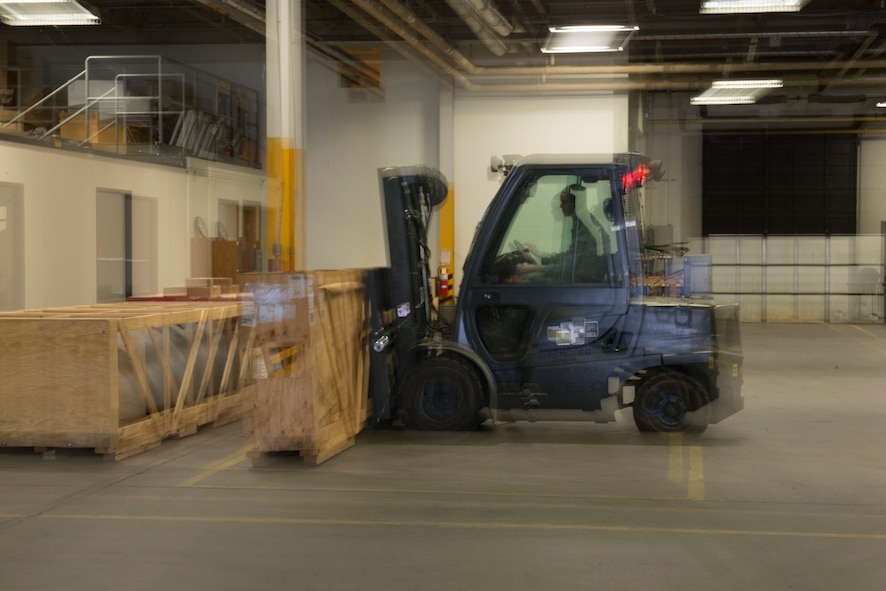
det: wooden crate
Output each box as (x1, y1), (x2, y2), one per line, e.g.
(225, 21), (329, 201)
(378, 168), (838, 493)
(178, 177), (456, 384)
(0, 301), (253, 460)
(240, 269), (370, 465)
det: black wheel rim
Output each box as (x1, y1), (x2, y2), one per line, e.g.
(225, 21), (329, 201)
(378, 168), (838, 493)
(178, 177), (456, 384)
(641, 380), (689, 430)
(418, 376), (464, 426)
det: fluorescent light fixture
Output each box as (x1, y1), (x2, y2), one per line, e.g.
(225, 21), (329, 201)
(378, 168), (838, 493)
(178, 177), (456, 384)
(549, 25), (638, 33)
(541, 25), (639, 54)
(691, 86), (775, 105)
(691, 94), (757, 105)
(0, 0), (99, 26)
(691, 78), (784, 105)
(700, 0), (810, 14)
(712, 79), (783, 89)
(877, 101), (886, 108)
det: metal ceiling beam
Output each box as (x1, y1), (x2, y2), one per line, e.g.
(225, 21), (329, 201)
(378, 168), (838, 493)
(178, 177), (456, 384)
(193, 0), (265, 36)
(185, 0), (886, 94)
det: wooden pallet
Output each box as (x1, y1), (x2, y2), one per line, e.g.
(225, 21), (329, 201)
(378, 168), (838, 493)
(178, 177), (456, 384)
(0, 301), (252, 460)
(239, 269), (370, 465)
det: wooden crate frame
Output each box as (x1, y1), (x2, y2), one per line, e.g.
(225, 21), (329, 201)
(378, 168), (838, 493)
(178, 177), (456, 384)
(0, 301), (253, 460)
(241, 269), (370, 465)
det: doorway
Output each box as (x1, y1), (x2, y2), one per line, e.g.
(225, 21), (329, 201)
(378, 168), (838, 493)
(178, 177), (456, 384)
(96, 190), (157, 302)
(0, 183), (24, 311)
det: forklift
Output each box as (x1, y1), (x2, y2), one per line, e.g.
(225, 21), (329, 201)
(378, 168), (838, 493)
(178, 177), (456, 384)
(366, 153), (743, 433)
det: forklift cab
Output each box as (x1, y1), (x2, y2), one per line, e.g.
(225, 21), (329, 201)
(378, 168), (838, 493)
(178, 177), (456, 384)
(456, 155), (649, 414)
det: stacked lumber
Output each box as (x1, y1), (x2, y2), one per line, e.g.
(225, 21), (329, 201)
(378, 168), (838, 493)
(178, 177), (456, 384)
(0, 301), (249, 460)
(238, 269), (370, 465)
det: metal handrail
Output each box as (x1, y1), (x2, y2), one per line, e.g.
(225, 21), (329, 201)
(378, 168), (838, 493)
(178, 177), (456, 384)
(0, 69), (86, 129)
(41, 85), (118, 139)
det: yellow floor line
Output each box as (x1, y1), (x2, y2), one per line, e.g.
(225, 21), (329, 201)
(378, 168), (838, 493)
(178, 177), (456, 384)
(688, 446), (705, 501)
(849, 324), (882, 339)
(668, 433), (706, 500)
(668, 432), (684, 484)
(177, 445), (251, 488)
(38, 513), (886, 540)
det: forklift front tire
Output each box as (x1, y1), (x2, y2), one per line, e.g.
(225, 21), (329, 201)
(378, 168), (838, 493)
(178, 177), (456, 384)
(399, 356), (483, 431)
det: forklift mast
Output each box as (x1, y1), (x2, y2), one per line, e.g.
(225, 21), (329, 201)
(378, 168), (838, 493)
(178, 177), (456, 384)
(366, 166), (449, 424)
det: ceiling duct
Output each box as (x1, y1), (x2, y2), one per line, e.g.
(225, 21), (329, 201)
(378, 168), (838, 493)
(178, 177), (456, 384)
(444, 0), (510, 56)
(195, 0), (265, 35)
(464, 0), (514, 37)
(807, 93), (868, 103)
(204, 0), (886, 96)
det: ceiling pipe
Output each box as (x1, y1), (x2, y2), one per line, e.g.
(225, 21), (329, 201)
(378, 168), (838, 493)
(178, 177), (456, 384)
(468, 59), (886, 78)
(638, 30), (874, 42)
(194, 0), (265, 35)
(378, 0), (477, 73)
(464, 0), (514, 37)
(328, 0), (464, 88)
(443, 0), (509, 56)
(200, 0), (886, 94)
(821, 31), (881, 92)
(343, 0), (478, 87)
(346, 0), (886, 85)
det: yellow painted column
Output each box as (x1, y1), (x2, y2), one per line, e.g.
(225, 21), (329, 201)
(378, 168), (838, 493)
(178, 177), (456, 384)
(265, 0), (305, 271)
(438, 183), (455, 297)
(438, 87), (455, 296)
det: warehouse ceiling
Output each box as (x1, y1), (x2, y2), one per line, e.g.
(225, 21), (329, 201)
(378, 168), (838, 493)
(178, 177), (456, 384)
(3, 0), (886, 97)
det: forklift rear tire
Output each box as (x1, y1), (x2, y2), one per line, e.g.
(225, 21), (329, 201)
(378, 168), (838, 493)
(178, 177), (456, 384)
(632, 369), (710, 433)
(399, 356), (483, 431)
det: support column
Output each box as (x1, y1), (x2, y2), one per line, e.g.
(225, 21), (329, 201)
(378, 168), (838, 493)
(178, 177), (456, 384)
(438, 87), (456, 297)
(265, 0), (305, 271)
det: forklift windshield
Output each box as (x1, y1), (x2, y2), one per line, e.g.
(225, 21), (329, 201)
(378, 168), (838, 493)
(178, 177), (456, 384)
(481, 168), (620, 285)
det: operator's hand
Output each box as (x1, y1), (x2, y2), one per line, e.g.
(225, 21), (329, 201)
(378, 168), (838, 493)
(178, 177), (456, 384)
(508, 240), (542, 264)
(524, 243), (543, 259)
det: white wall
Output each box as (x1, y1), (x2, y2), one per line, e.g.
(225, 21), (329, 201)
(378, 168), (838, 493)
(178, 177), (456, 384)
(303, 56), (442, 270)
(304, 56), (630, 272)
(858, 135), (886, 235)
(0, 141), (264, 309)
(451, 94), (629, 274)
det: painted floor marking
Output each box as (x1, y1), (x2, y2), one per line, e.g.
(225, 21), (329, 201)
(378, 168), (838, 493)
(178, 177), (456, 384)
(668, 432), (705, 500)
(37, 512), (886, 540)
(177, 445), (250, 487)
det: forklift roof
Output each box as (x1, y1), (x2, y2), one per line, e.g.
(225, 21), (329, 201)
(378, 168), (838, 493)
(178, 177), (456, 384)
(514, 153), (649, 168)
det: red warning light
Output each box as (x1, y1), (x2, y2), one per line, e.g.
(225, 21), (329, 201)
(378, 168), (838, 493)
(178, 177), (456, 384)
(622, 163), (651, 192)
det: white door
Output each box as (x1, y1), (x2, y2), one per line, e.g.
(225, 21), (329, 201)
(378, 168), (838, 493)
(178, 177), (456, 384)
(0, 183), (24, 311)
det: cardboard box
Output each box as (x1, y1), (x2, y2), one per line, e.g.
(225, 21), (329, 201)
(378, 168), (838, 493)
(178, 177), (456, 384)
(58, 110), (126, 151)
(186, 285), (222, 298)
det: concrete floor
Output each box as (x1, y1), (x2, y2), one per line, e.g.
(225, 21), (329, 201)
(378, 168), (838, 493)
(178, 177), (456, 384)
(1, 322), (885, 591)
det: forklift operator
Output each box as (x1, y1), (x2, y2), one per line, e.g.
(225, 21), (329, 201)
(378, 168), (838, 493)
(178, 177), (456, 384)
(514, 189), (601, 283)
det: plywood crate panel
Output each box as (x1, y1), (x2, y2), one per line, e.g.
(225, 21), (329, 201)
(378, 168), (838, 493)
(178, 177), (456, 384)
(240, 269), (370, 465)
(0, 301), (252, 459)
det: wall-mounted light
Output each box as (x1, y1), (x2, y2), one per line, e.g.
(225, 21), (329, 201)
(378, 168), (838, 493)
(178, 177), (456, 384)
(877, 101), (886, 108)
(0, 0), (100, 26)
(700, 0), (810, 13)
(541, 25), (639, 54)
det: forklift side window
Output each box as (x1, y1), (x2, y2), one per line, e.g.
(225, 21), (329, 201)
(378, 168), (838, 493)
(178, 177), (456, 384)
(481, 173), (620, 285)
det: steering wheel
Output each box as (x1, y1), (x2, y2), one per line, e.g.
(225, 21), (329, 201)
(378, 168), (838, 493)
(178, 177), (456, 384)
(509, 240), (537, 263)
